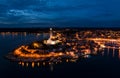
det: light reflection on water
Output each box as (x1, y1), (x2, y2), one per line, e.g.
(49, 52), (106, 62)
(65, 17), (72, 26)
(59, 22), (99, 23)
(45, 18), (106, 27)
(1, 31), (120, 78)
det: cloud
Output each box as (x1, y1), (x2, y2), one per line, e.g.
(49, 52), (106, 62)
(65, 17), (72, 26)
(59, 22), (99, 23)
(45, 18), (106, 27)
(0, 0), (120, 27)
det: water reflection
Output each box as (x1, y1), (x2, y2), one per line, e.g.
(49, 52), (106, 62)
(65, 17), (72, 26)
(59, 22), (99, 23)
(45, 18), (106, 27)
(2, 29), (120, 71)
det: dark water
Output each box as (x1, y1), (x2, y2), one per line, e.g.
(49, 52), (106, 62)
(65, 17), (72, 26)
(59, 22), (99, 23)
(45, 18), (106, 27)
(0, 32), (120, 78)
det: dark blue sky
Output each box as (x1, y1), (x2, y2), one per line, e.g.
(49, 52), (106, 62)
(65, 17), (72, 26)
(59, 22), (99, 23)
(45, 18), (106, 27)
(0, 0), (120, 28)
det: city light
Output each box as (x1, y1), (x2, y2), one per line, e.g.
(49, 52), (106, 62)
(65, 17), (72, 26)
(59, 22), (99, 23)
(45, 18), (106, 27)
(5, 28), (120, 67)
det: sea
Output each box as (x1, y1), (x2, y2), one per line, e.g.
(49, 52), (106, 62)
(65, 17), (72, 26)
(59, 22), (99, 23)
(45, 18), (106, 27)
(0, 31), (120, 78)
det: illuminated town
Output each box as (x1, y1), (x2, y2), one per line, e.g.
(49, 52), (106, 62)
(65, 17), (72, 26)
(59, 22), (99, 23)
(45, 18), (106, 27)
(5, 28), (120, 68)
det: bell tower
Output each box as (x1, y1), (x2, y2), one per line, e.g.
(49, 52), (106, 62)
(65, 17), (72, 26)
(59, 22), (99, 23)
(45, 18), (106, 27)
(50, 28), (53, 39)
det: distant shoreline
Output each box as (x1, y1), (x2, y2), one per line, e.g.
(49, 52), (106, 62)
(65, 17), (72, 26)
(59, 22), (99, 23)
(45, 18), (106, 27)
(0, 27), (120, 32)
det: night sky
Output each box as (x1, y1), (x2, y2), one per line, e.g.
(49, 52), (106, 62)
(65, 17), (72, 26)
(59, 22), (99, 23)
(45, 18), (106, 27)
(0, 0), (120, 28)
